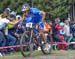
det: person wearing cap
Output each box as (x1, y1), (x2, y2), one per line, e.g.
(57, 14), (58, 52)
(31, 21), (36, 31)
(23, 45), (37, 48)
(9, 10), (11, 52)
(55, 20), (66, 50)
(0, 8), (11, 55)
(56, 22), (66, 50)
(5, 11), (23, 53)
(0, 8), (22, 55)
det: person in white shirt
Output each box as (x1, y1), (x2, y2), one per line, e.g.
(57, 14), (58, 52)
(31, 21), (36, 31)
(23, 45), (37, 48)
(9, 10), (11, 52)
(64, 19), (72, 42)
(0, 8), (21, 56)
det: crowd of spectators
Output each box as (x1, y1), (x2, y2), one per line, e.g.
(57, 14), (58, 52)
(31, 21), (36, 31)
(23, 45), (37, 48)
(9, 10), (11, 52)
(0, 7), (75, 56)
(51, 17), (75, 50)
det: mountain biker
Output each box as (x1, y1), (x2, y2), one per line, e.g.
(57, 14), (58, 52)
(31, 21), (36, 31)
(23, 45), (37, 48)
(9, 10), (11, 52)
(21, 4), (46, 50)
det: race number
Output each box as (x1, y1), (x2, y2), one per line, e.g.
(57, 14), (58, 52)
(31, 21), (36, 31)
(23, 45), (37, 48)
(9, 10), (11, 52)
(26, 23), (33, 28)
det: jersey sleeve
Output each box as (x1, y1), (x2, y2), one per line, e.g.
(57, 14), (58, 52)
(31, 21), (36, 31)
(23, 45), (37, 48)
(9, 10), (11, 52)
(30, 8), (40, 14)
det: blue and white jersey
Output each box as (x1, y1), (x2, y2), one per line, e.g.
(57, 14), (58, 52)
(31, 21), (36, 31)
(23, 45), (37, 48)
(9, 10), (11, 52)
(25, 8), (42, 23)
(25, 14), (34, 23)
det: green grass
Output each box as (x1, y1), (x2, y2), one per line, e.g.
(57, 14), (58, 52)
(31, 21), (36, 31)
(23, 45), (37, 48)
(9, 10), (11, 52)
(52, 50), (75, 52)
(5, 50), (75, 57)
(5, 50), (41, 57)
(1, 50), (74, 59)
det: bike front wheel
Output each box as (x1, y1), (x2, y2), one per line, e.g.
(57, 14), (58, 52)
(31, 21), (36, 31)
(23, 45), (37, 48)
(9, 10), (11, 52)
(20, 31), (32, 57)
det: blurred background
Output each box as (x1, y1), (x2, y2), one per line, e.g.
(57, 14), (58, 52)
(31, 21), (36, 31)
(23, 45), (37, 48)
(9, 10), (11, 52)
(0, 0), (75, 21)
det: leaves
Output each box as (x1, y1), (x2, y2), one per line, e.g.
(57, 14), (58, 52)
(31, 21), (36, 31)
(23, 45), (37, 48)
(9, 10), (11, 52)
(0, 0), (73, 18)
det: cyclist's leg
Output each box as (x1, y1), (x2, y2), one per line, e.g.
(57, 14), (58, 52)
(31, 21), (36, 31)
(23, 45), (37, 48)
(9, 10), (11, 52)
(38, 22), (46, 43)
(39, 22), (51, 50)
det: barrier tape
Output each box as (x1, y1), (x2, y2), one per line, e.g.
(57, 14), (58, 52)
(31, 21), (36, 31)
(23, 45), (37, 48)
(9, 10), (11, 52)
(0, 42), (75, 50)
(51, 42), (75, 45)
(0, 45), (26, 50)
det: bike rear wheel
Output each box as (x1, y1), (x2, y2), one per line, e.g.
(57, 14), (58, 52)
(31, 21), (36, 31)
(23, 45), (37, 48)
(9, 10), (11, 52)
(40, 34), (53, 54)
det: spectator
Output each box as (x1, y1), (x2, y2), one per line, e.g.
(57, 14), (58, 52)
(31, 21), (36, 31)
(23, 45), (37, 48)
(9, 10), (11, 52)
(52, 18), (66, 50)
(44, 21), (51, 33)
(0, 31), (6, 56)
(52, 18), (62, 50)
(52, 18), (60, 42)
(57, 22), (66, 50)
(0, 9), (21, 54)
(64, 19), (72, 42)
(0, 8), (11, 56)
(6, 12), (16, 53)
(70, 23), (75, 42)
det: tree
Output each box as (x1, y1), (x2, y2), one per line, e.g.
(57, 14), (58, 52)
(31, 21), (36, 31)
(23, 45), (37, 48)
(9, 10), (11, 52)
(0, 0), (72, 18)
(0, 0), (28, 13)
(33, 0), (71, 18)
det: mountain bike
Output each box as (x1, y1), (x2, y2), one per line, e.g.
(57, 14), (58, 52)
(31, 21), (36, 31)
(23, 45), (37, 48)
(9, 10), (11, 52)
(20, 22), (53, 57)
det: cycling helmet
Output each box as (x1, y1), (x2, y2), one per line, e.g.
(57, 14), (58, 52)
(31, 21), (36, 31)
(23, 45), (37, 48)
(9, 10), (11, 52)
(21, 4), (30, 12)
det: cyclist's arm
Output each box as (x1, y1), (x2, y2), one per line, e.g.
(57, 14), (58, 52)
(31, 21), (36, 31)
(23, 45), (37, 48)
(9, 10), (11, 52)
(22, 13), (26, 21)
(40, 11), (46, 22)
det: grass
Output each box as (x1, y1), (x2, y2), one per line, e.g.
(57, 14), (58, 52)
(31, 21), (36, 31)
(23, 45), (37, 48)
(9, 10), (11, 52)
(0, 50), (75, 59)
(5, 50), (75, 57)
(52, 50), (75, 53)
(5, 50), (42, 57)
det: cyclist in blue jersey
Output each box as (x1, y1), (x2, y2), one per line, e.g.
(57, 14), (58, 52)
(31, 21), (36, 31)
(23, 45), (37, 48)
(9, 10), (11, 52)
(21, 4), (46, 47)
(21, 4), (45, 24)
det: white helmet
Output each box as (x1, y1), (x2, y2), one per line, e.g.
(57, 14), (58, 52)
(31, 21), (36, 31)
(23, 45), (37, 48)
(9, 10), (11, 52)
(21, 4), (30, 12)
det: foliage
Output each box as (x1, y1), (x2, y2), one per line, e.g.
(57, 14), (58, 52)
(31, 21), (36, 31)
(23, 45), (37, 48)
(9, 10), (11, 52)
(33, 0), (72, 18)
(0, 0), (73, 18)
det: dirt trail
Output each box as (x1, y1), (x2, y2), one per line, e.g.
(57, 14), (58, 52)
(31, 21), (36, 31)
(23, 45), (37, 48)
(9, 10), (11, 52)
(0, 50), (75, 59)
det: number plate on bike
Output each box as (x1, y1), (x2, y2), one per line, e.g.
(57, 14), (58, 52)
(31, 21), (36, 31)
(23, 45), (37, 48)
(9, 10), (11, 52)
(26, 23), (33, 28)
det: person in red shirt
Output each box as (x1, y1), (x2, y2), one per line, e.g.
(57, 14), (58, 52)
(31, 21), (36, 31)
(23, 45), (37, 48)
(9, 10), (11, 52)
(55, 22), (66, 50)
